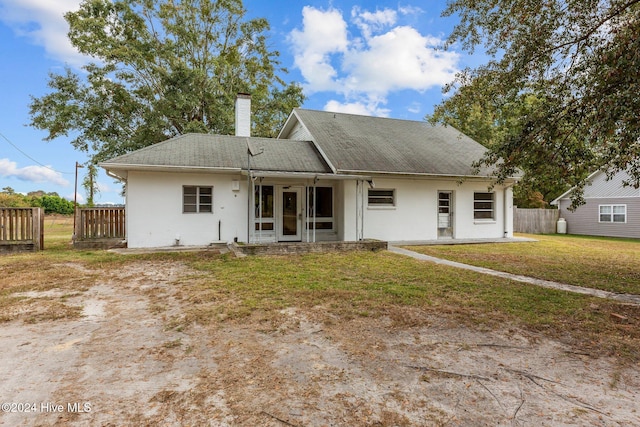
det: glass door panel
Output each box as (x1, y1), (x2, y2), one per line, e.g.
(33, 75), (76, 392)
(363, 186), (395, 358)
(279, 188), (302, 241)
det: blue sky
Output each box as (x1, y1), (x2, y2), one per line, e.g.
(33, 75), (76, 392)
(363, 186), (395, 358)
(0, 0), (486, 204)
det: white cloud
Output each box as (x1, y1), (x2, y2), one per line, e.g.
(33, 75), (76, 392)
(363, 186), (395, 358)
(288, 6), (349, 93)
(407, 102), (422, 114)
(66, 192), (85, 203)
(289, 5), (460, 116)
(351, 6), (397, 38)
(324, 97), (391, 117)
(0, 0), (87, 66)
(343, 26), (458, 95)
(0, 158), (69, 186)
(398, 6), (425, 17)
(96, 181), (112, 193)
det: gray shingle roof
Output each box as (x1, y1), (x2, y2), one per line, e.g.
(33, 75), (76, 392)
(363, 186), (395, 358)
(102, 110), (503, 179)
(101, 133), (331, 174)
(291, 109), (493, 176)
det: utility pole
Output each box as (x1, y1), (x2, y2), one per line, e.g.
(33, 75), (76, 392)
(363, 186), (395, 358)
(73, 161), (84, 239)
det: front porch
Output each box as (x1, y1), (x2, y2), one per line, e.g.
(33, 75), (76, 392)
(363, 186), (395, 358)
(247, 172), (371, 244)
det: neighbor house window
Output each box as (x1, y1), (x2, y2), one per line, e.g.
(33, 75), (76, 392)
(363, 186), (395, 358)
(473, 192), (494, 220)
(307, 187), (334, 230)
(599, 204), (626, 223)
(183, 186), (212, 213)
(254, 185), (274, 231)
(368, 189), (395, 207)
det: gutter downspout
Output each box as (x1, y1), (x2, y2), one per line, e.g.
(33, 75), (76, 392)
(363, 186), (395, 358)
(257, 178), (262, 243)
(247, 151), (251, 244)
(313, 176), (318, 242)
(355, 180), (359, 242)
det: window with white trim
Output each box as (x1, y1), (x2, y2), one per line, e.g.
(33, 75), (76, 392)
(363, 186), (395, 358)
(473, 192), (494, 220)
(599, 204), (626, 223)
(306, 186), (334, 230)
(183, 186), (212, 213)
(254, 185), (274, 231)
(368, 189), (395, 207)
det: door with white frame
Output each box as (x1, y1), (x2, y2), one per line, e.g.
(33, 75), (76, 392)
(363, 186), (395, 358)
(438, 191), (454, 238)
(279, 187), (302, 241)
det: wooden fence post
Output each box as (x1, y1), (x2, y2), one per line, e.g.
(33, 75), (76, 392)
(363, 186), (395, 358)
(31, 207), (44, 251)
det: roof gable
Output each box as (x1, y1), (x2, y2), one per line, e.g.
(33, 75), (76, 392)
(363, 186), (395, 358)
(553, 169), (640, 203)
(285, 109), (494, 177)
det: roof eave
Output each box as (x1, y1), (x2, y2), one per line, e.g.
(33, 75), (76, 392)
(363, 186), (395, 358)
(336, 169), (519, 182)
(550, 169), (603, 205)
(247, 170), (371, 180)
(99, 162), (243, 174)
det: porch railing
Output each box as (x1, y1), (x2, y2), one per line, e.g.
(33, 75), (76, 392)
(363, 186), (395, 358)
(0, 207), (44, 251)
(75, 207), (125, 240)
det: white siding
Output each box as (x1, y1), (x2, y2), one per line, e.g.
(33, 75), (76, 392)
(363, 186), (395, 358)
(280, 120), (312, 140)
(126, 171), (248, 248)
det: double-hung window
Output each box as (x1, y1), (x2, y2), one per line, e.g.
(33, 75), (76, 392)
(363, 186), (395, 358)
(473, 192), (494, 220)
(183, 186), (212, 213)
(599, 204), (626, 223)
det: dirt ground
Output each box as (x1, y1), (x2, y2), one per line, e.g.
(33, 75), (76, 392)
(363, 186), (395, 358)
(1, 260), (639, 426)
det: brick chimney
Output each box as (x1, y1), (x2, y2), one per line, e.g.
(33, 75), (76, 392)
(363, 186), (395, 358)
(235, 93), (251, 137)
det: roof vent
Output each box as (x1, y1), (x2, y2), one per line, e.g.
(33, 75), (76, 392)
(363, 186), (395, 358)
(235, 93), (251, 137)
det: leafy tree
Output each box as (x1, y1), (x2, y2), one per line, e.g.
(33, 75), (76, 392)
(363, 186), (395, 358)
(0, 191), (31, 208)
(29, 0), (305, 167)
(82, 163), (99, 207)
(34, 194), (75, 215)
(433, 0), (640, 207)
(429, 86), (569, 207)
(0, 189), (75, 214)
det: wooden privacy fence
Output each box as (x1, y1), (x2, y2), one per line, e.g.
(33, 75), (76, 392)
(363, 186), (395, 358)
(0, 207), (44, 252)
(74, 207), (126, 249)
(513, 207), (559, 234)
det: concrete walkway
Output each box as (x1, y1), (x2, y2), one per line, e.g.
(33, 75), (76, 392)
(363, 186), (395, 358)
(389, 245), (640, 306)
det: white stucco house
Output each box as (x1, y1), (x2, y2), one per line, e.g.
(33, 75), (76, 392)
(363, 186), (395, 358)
(100, 95), (517, 248)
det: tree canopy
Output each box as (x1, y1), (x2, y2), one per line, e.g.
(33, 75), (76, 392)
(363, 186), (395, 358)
(431, 0), (640, 207)
(29, 0), (305, 165)
(0, 189), (75, 214)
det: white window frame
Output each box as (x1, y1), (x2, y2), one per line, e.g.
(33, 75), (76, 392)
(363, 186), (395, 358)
(473, 192), (495, 220)
(306, 186), (334, 231)
(368, 189), (396, 207)
(254, 185), (275, 232)
(183, 186), (213, 213)
(599, 204), (627, 223)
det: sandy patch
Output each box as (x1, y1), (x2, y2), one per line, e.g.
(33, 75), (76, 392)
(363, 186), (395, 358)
(1, 261), (638, 426)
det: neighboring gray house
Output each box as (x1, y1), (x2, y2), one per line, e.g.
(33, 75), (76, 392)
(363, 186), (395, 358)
(551, 169), (640, 238)
(101, 98), (518, 248)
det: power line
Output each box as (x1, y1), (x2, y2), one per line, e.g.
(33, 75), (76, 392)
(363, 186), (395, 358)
(0, 130), (74, 175)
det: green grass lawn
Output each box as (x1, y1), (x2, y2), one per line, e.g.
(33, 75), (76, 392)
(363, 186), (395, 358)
(1, 221), (639, 362)
(404, 234), (640, 295)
